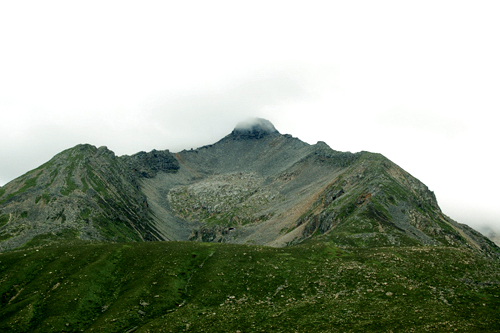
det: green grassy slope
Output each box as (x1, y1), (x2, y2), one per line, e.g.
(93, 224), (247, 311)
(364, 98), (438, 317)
(1, 241), (499, 332)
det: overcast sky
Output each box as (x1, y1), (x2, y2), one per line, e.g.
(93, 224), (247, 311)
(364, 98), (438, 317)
(1, 1), (499, 231)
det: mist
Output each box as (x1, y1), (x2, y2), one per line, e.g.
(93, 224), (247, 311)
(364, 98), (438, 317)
(1, 1), (499, 235)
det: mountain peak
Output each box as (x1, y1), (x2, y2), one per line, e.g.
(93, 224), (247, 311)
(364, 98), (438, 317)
(231, 118), (279, 139)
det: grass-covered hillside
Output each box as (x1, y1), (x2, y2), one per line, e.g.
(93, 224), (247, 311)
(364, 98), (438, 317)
(1, 240), (499, 332)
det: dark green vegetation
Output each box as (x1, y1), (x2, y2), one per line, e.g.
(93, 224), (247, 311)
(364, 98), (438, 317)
(1, 240), (499, 332)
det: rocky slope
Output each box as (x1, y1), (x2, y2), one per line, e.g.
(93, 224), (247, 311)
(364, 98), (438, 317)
(1, 118), (498, 257)
(144, 119), (497, 257)
(0, 145), (178, 250)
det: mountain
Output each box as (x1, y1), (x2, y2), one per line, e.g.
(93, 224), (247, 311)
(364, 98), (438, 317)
(0, 118), (498, 257)
(1, 118), (500, 332)
(0, 145), (178, 250)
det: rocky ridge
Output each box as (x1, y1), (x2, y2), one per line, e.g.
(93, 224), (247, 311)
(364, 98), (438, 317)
(0, 145), (177, 250)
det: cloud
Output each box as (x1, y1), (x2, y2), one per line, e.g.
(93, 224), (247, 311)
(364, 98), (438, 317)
(234, 118), (278, 133)
(375, 108), (466, 138)
(0, 69), (311, 186)
(145, 69), (310, 151)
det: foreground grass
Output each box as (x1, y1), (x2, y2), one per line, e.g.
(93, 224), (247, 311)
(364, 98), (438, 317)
(0, 240), (499, 332)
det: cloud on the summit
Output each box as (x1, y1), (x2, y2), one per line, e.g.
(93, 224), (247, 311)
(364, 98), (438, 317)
(147, 70), (310, 150)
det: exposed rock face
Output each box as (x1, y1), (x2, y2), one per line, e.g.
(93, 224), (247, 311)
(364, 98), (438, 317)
(121, 149), (179, 178)
(1, 119), (498, 257)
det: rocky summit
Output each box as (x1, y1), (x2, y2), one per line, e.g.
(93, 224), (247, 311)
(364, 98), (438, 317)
(231, 117), (279, 139)
(0, 119), (498, 256)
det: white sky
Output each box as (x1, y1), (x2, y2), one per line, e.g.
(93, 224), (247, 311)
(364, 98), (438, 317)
(1, 1), (499, 231)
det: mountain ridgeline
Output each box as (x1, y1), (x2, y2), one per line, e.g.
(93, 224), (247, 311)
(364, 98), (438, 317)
(0, 119), (498, 256)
